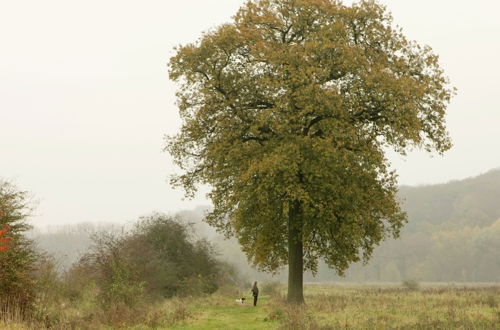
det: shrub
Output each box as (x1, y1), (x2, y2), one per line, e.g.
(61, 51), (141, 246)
(278, 305), (333, 330)
(126, 213), (222, 297)
(214, 261), (246, 295)
(484, 294), (498, 308)
(70, 231), (146, 309)
(262, 281), (283, 297)
(266, 306), (285, 322)
(402, 279), (420, 291)
(65, 213), (226, 309)
(0, 180), (38, 317)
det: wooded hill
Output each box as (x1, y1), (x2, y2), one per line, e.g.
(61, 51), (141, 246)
(401, 168), (500, 232)
(322, 168), (500, 282)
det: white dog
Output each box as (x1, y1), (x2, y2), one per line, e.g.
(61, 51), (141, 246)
(235, 297), (246, 304)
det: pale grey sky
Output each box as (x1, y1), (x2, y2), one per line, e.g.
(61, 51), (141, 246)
(1, 0), (499, 227)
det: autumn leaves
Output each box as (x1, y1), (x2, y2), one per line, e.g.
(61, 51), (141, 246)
(0, 212), (12, 252)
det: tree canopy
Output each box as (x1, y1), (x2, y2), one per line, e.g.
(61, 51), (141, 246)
(167, 0), (453, 303)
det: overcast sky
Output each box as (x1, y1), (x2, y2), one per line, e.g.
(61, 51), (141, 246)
(1, 0), (499, 227)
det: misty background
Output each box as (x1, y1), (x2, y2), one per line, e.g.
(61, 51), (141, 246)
(1, 1), (500, 282)
(1, 0), (499, 227)
(30, 169), (500, 282)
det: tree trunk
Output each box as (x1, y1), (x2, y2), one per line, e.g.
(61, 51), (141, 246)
(287, 201), (304, 304)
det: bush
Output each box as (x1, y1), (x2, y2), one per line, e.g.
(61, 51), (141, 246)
(129, 213), (221, 297)
(0, 180), (38, 317)
(277, 305), (333, 330)
(69, 230), (146, 309)
(484, 294), (498, 308)
(402, 279), (420, 291)
(262, 281), (283, 297)
(214, 261), (246, 295)
(65, 213), (226, 309)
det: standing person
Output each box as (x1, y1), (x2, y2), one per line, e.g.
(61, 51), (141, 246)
(251, 281), (259, 306)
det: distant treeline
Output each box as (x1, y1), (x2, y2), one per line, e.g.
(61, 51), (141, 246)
(312, 169), (500, 282)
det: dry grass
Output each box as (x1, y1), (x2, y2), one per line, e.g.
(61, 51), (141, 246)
(2, 283), (499, 329)
(252, 283), (500, 329)
(300, 284), (500, 329)
(1, 296), (196, 329)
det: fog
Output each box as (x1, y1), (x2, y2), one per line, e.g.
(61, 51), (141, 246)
(34, 168), (500, 282)
(1, 0), (500, 229)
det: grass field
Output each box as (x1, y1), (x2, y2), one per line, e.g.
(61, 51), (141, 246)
(168, 284), (500, 329)
(2, 283), (499, 329)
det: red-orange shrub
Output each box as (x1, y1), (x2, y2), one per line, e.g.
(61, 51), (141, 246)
(0, 180), (38, 316)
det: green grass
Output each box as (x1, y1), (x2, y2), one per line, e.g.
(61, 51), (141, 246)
(170, 295), (279, 330)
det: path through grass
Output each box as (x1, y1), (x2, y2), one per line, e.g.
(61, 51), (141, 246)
(170, 295), (279, 330)
(169, 284), (500, 329)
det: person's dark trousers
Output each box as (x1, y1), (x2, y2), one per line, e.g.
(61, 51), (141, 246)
(253, 294), (258, 306)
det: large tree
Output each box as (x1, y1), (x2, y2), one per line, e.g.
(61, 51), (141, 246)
(167, 0), (453, 303)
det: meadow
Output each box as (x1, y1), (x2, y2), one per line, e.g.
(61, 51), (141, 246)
(171, 283), (500, 329)
(2, 283), (499, 329)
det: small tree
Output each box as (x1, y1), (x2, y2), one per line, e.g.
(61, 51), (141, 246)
(167, 0), (453, 303)
(0, 180), (38, 312)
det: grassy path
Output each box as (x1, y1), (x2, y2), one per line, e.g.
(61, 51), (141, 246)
(170, 295), (279, 330)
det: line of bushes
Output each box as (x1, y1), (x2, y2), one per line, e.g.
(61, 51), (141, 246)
(1, 180), (242, 328)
